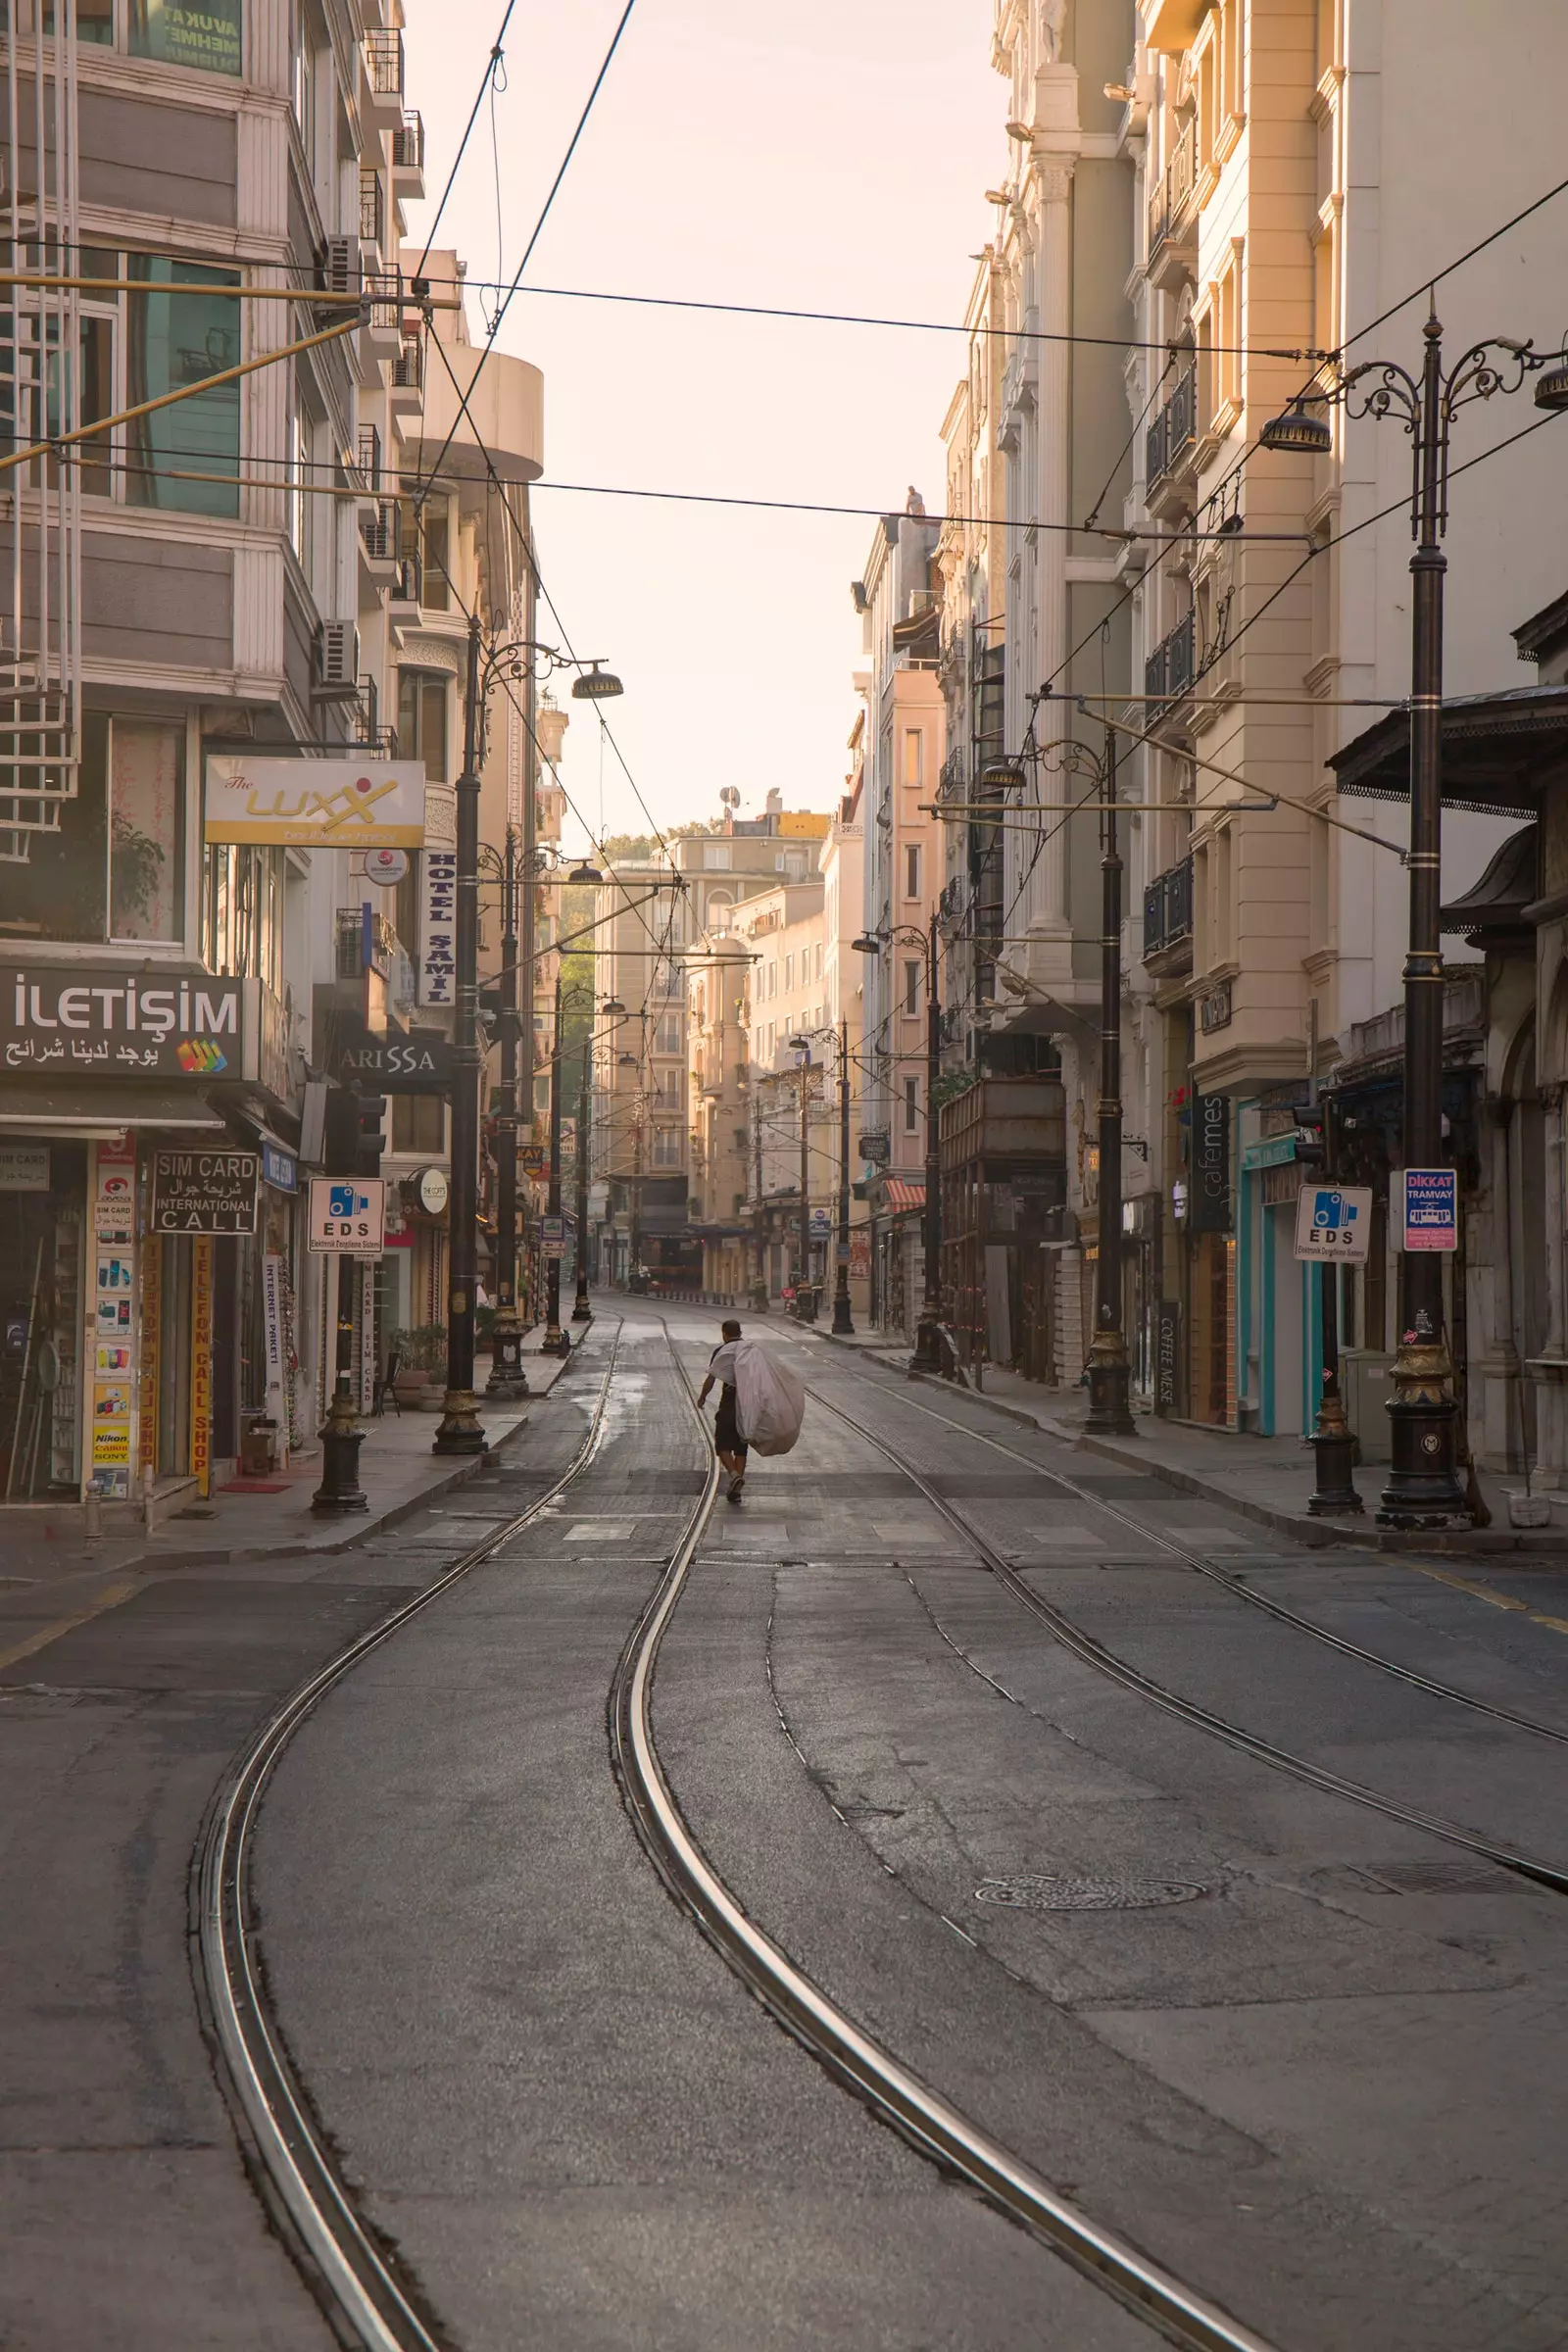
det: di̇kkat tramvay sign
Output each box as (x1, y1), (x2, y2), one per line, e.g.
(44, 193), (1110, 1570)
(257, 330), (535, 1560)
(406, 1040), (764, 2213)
(204, 756), (427, 850)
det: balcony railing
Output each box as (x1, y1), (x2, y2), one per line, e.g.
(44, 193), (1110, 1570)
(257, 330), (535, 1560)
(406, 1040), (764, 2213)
(392, 333), (423, 393)
(1147, 117), (1197, 260)
(391, 550), (421, 606)
(1145, 366), (1197, 487)
(1145, 610), (1197, 709)
(360, 500), (397, 563)
(359, 169), (384, 249)
(357, 421), (381, 494)
(1143, 855), (1194, 959)
(392, 111), (425, 171)
(363, 25), (404, 97)
(336, 905), (396, 980)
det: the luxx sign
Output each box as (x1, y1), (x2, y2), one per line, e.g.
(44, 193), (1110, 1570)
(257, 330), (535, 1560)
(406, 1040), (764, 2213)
(3, 965), (246, 1078)
(204, 756), (427, 849)
(150, 1150), (261, 1235)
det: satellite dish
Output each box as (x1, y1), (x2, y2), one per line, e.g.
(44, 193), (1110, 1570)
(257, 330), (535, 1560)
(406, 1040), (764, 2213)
(719, 787), (741, 808)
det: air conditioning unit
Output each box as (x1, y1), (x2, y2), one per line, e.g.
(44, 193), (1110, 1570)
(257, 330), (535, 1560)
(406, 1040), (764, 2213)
(320, 236), (361, 299)
(314, 620), (360, 699)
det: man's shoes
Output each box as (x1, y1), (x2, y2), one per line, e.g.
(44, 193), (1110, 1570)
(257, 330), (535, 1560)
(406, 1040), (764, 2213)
(726, 1471), (745, 1501)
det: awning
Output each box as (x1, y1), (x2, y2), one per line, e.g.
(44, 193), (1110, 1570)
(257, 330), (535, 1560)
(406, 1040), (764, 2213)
(880, 1177), (926, 1215)
(1330, 686), (1568, 818)
(0, 1083), (229, 1136)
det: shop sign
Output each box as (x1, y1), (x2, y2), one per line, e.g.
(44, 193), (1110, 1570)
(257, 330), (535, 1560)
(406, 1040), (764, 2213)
(262, 1139), (298, 1194)
(521, 1144), (547, 1178)
(858, 1130), (891, 1166)
(91, 1190), (138, 1504)
(332, 1027), (454, 1095)
(1155, 1299), (1182, 1413)
(191, 1237), (214, 1497)
(94, 1135), (136, 1240)
(0, 1144), (49, 1190)
(135, 0), (242, 76)
(1295, 1185), (1373, 1263)
(1241, 1134), (1298, 1173)
(1394, 1166), (1458, 1252)
(1191, 1092), (1232, 1233)
(3, 963), (246, 1080)
(150, 1149), (260, 1235)
(204, 756), (427, 849)
(540, 1213), (564, 1260)
(411, 1166), (449, 1215)
(419, 786), (459, 1007)
(307, 1177), (386, 1255)
(1200, 981), (1233, 1034)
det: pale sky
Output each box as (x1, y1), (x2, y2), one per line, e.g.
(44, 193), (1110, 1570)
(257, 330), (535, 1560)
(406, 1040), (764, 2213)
(400, 0), (1001, 852)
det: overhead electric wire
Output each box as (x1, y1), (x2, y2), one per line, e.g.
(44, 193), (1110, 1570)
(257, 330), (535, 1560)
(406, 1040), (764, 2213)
(413, 0), (639, 511)
(412, 1), (519, 276)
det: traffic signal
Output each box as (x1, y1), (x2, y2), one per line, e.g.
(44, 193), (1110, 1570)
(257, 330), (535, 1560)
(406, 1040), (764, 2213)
(323, 1085), (360, 1176)
(356, 1093), (387, 1176)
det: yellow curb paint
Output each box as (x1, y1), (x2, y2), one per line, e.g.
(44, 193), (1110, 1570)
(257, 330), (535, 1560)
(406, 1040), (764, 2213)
(0, 1580), (139, 1674)
(1408, 1561), (1568, 1639)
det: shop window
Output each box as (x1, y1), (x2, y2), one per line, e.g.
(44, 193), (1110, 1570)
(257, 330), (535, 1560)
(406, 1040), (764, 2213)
(129, 0), (243, 72)
(111, 719), (184, 942)
(0, 711), (108, 941)
(203, 843), (284, 991)
(393, 1094), (444, 1154)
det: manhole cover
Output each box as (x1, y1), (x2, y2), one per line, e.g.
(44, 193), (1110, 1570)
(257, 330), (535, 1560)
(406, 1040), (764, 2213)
(974, 1874), (1210, 1913)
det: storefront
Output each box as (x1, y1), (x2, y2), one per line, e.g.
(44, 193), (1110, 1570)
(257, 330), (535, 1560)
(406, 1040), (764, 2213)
(0, 959), (265, 1512)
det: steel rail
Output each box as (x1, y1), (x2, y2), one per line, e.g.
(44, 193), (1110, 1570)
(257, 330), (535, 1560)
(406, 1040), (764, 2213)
(796, 1372), (1568, 1899)
(195, 1325), (626, 2352)
(614, 1323), (1282, 2352)
(832, 1352), (1568, 1749)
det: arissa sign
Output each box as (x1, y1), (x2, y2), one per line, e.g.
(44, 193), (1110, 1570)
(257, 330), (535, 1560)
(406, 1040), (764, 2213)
(205, 756), (426, 849)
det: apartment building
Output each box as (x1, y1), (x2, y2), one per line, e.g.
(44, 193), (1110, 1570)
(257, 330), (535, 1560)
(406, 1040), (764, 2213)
(853, 499), (947, 1332)
(0, 1), (547, 1514)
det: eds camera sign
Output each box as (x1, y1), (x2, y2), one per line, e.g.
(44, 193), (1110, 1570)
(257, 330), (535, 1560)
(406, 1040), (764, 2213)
(307, 1177), (386, 1255)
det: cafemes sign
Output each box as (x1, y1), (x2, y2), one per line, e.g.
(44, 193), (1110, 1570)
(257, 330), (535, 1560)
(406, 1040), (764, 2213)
(150, 1149), (260, 1235)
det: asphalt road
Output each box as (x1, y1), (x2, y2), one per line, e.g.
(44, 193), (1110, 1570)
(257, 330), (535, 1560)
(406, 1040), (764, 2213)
(11, 1299), (1568, 2349)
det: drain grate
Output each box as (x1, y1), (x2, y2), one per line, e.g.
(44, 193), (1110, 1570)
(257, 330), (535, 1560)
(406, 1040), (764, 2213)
(974, 1874), (1211, 1913)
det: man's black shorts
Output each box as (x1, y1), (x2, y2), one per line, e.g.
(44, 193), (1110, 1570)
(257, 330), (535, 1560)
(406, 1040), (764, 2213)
(714, 1389), (748, 1459)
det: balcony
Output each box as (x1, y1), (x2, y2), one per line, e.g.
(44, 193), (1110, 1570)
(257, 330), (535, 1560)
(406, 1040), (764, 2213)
(1145, 366), (1197, 496)
(357, 422), (382, 495)
(1145, 611), (1197, 712)
(359, 168), (385, 251)
(390, 550), (421, 613)
(389, 330), (423, 414)
(391, 110), (425, 197)
(362, 25), (404, 112)
(1143, 855), (1194, 968)
(359, 498), (398, 565)
(1146, 118), (1197, 287)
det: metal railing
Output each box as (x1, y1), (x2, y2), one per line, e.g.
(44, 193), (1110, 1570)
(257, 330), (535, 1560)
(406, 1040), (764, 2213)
(1147, 117), (1197, 260)
(392, 111), (424, 171)
(363, 25), (404, 97)
(1143, 855), (1194, 958)
(357, 422), (381, 494)
(1144, 611), (1196, 709)
(359, 500), (397, 563)
(392, 333), (423, 393)
(359, 169), (384, 248)
(392, 550), (421, 605)
(1145, 365), (1197, 486)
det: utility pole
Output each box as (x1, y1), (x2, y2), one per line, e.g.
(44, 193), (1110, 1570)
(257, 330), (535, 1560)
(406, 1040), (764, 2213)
(542, 972), (568, 1351)
(518, 607), (538, 1330)
(486, 825), (528, 1397)
(910, 912), (944, 1375)
(572, 1043), (593, 1321)
(750, 1095), (768, 1311)
(795, 1048), (814, 1322)
(1084, 723), (1135, 1435)
(629, 1102), (644, 1293)
(833, 1013), (854, 1334)
(434, 612), (486, 1455)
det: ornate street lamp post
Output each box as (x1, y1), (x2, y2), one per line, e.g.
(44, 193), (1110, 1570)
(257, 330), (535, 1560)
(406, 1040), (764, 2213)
(1262, 311), (1567, 1525)
(854, 920), (945, 1376)
(834, 1013), (855, 1335)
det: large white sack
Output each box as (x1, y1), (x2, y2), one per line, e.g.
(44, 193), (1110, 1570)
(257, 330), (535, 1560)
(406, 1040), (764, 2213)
(732, 1340), (807, 1456)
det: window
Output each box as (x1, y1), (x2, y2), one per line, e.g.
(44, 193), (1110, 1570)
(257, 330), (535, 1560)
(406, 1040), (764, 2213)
(815, 941), (823, 981)
(904, 959), (921, 1016)
(393, 1094), (444, 1154)
(652, 1127), (682, 1168)
(905, 843), (921, 901)
(13, 0), (243, 71)
(399, 671), (450, 782)
(656, 1010), (682, 1056)
(111, 720), (184, 941)
(285, 399), (306, 563)
(903, 728), (924, 790)
(122, 256), (242, 515)
(904, 1076), (919, 1133)
(784, 952), (794, 993)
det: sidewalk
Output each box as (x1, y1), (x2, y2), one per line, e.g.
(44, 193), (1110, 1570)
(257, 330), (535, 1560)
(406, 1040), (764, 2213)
(0, 1333), (583, 1587)
(812, 1325), (1557, 1555)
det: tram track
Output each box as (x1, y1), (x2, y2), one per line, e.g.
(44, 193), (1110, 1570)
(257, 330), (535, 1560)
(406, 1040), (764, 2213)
(776, 1356), (1568, 1899)
(195, 1327), (637, 2352)
(627, 1322), (1281, 2352)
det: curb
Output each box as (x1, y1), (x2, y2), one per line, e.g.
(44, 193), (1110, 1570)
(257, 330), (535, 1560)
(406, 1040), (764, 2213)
(122, 1351), (577, 1575)
(827, 1340), (1563, 1558)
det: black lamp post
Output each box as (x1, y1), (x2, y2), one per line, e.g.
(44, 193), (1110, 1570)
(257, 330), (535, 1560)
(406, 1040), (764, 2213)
(1261, 311), (1566, 1525)
(433, 612), (487, 1455)
(483, 825), (528, 1400)
(854, 921), (945, 1376)
(540, 972), (570, 1353)
(786, 1035), (815, 1321)
(572, 1045), (593, 1322)
(834, 1013), (855, 1334)
(1083, 724), (1135, 1437)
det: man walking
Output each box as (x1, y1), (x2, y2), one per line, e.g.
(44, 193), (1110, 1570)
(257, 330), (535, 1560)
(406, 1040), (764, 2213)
(697, 1317), (748, 1501)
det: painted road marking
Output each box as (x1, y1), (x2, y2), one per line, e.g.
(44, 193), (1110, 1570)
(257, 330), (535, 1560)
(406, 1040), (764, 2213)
(0, 1579), (139, 1674)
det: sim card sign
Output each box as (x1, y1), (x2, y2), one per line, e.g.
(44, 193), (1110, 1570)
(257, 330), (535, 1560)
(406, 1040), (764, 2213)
(308, 1176), (386, 1255)
(1294, 1184), (1374, 1263)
